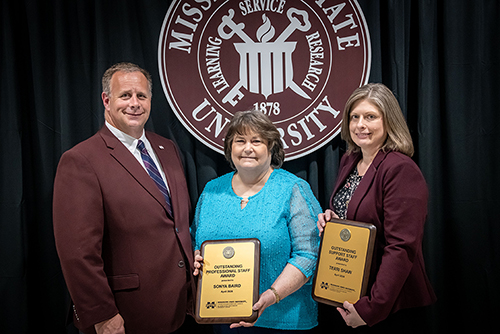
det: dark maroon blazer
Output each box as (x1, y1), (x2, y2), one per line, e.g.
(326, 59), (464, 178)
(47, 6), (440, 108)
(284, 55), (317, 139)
(53, 126), (195, 333)
(329, 150), (436, 326)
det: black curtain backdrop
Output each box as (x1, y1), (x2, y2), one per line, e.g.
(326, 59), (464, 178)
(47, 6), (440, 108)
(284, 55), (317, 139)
(1, 1), (499, 333)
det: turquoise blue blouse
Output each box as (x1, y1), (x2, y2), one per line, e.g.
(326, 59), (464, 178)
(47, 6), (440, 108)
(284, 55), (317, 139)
(191, 169), (321, 330)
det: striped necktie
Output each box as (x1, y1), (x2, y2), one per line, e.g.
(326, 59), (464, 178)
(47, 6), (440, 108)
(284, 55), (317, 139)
(137, 140), (173, 216)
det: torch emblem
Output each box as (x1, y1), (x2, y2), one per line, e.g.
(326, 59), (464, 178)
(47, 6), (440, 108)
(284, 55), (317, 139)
(219, 8), (312, 105)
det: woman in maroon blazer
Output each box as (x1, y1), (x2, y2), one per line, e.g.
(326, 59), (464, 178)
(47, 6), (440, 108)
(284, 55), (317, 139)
(318, 83), (436, 333)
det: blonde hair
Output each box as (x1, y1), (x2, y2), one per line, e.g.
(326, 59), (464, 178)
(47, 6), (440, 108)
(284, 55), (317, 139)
(224, 109), (284, 169)
(341, 83), (414, 157)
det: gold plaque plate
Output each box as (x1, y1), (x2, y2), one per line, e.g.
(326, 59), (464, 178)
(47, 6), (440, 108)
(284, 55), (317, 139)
(195, 238), (260, 324)
(312, 219), (376, 308)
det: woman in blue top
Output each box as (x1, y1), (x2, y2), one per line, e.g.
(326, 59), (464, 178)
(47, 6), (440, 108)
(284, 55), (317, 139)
(191, 110), (321, 333)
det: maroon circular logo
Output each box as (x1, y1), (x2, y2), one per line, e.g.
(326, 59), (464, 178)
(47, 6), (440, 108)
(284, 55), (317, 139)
(159, 0), (370, 160)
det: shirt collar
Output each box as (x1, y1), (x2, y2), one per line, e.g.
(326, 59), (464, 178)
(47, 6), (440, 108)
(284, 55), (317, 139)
(105, 121), (147, 153)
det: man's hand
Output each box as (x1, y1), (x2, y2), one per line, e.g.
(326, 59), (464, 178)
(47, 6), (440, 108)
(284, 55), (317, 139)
(95, 313), (125, 334)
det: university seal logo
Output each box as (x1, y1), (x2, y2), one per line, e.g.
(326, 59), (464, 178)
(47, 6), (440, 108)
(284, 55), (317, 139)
(159, 0), (371, 160)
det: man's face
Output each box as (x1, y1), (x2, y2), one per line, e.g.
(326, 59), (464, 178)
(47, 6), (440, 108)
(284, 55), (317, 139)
(102, 71), (151, 139)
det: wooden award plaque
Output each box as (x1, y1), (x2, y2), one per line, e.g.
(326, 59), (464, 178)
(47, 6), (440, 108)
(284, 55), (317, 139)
(312, 219), (376, 308)
(195, 238), (260, 324)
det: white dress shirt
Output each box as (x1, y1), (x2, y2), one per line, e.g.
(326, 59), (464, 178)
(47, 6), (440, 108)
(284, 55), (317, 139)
(105, 121), (170, 192)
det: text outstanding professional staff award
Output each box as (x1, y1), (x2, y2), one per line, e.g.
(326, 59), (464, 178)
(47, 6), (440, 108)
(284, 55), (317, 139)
(195, 238), (260, 324)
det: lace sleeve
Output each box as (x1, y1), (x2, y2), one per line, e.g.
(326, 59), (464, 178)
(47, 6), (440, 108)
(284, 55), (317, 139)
(287, 181), (322, 278)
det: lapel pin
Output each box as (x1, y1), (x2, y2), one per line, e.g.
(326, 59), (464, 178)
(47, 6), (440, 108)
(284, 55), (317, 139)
(159, 145), (164, 150)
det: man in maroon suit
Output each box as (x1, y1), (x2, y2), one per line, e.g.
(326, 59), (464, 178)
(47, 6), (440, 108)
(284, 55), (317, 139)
(53, 62), (194, 334)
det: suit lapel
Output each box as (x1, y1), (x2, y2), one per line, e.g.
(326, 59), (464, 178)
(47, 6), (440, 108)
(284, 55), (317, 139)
(346, 150), (387, 219)
(332, 154), (359, 197)
(99, 127), (169, 214)
(329, 152), (359, 212)
(147, 133), (177, 219)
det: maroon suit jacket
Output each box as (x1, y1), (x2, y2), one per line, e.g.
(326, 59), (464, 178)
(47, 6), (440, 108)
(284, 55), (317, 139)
(329, 150), (436, 326)
(53, 126), (195, 333)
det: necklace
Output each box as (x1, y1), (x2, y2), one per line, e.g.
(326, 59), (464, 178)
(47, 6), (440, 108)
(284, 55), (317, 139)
(240, 196), (249, 209)
(234, 168), (273, 209)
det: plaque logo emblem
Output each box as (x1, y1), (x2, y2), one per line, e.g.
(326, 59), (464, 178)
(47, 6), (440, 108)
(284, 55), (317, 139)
(223, 246), (235, 259)
(159, 0), (371, 160)
(340, 228), (351, 242)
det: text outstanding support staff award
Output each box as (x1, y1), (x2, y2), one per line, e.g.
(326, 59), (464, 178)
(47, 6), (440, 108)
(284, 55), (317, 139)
(312, 219), (376, 308)
(195, 238), (260, 324)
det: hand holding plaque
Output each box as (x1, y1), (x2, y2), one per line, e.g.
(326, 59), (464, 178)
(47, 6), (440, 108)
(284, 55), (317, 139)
(195, 238), (260, 324)
(312, 219), (376, 308)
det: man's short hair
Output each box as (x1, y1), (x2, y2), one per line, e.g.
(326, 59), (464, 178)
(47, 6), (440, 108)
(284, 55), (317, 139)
(102, 62), (152, 96)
